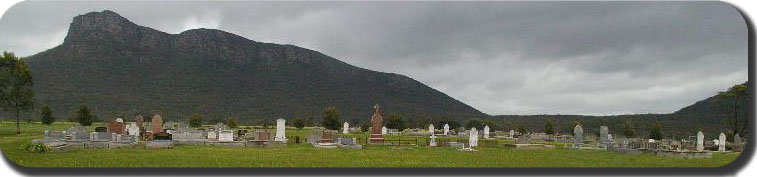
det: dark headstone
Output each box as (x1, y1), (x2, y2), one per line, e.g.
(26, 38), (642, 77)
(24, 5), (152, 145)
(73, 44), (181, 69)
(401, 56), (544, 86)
(152, 115), (163, 133)
(95, 127), (108, 132)
(369, 104), (384, 143)
(107, 121), (126, 134)
(153, 132), (172, 141)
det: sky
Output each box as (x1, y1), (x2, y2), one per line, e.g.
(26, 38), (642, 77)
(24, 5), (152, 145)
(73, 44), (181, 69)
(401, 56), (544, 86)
(0, 1), (748, 116)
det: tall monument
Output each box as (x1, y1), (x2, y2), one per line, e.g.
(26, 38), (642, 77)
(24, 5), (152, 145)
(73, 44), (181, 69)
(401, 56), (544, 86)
(369, 104), (385, 144)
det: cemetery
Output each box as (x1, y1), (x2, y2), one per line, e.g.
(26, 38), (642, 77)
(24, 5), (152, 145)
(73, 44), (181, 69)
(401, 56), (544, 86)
(0, 104), (743, 168)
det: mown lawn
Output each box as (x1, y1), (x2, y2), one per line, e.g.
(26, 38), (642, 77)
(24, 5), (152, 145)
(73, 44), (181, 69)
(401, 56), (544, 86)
(0, 121), (741, 168)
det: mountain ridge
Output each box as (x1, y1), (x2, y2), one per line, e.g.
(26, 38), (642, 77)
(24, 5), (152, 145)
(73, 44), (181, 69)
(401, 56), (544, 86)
(20, 10), (488, 124)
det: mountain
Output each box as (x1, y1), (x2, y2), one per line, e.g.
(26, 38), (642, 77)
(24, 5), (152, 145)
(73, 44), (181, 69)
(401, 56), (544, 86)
(21, 10), (486, 124)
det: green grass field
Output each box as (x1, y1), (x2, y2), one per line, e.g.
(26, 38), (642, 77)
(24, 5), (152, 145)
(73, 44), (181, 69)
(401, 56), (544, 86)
(0, 121), (741, 168)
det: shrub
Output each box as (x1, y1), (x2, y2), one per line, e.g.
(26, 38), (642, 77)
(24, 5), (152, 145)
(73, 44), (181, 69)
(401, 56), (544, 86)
(20, 142), (50, 153)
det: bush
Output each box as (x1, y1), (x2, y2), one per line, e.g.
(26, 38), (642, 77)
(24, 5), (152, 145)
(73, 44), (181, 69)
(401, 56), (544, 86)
(292, 118), (306, 129)
(20, 142), (50, 153)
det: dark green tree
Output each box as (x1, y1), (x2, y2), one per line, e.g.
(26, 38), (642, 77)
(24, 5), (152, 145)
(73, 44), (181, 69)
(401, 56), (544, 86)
(360, 123), (369, 132)
(545, 118), (555, 135)
(227, 117), (237, 128)
(0, 52), (35, 134)
(292, 117), (306, 129)
(321, 106), (340, 130)
(622, 120), (636, 137)
(437, 118), (460, 130)
(649, 121), (663, 140)
(188, 114), (203, 128)
(75, 104), (93, 126)
(717, 84), (748, 136)
(40, 104), (55, 126)
(466, 119), (484, 130)
(516, 124), (528, 134)
(385, 112), (406, 130)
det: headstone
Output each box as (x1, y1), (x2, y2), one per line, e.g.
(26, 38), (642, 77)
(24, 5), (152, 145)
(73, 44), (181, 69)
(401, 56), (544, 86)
(469, 127), (478, 147)
(207, 131), (218, 140)
(164, 121), (175, 130)
(135, 115), (144, 128)
(219, 130), (234, 142)
(696, 131), (704, 151)
(429, 124), (435, 135)
(126, 123), (140, 137)
(718, 133), (726, 152)
(517, 133), (531, 144)
(573, 125), (584, 147)
(322, 131), (334, 143)
(115, 118), (124, 123)
(107, 120), (126, 134)
(483, 126), (490, 139)
(153, 132), (172, 141)
(381, 126), (388, 135)
(177, 122), (188, 132)
(599, 126), (609, 144)
(44, 130), (66, 142)
(274, 118), (287, 142)
(343, 122), (350, 134)
(95, 127), (107, 132)
(152, 115), (163, 133)
(509, 130), (515, 138)
(369, 104), (384, 143)
(443, 124), (450, 135)
(254, 130), (271, 141)
(734, 134), (742, 152)
(429, 135), (437, 147)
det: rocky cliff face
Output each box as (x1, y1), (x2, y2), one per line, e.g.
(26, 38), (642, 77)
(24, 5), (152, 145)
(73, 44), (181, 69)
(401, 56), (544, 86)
(24, 10), (486, 123)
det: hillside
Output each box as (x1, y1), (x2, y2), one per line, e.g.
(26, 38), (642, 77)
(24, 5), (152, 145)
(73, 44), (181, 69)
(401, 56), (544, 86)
(16, 10), (486, 124)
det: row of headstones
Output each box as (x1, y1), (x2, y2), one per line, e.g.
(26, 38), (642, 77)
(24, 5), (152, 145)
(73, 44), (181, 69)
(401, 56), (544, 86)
(102, 115), (289, 142)
(572, 124), (744, 152)
(43, 129), (137, 143)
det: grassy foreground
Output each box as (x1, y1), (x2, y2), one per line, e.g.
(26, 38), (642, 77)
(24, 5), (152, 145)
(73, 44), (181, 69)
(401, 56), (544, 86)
(0, 121), (741, 168)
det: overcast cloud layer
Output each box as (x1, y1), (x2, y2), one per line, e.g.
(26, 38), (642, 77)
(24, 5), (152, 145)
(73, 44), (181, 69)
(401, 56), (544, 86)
(0, 1), (748, 115)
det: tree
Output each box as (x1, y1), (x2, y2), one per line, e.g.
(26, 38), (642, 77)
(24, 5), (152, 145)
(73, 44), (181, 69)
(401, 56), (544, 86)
(437, 118), (460, 130)
(385, 112), (406, 130)
(360, 123), (369, 132)
(188, 114), (203, 128)
(0, 52), (35, 134)
(649, 121), (663, 140)
(622, 120), (636, 137)
(545, 118), (555, 135)
(227, 117), (237, 128)
(292, 117), (306, 129)
(321, 106), (340, 130)
(75, 105), (93, 126)
(717, 84), (748, 136)
(40, 104), (55, 126)
(466, 119), (484, 130)
(516, 124), (528, 134)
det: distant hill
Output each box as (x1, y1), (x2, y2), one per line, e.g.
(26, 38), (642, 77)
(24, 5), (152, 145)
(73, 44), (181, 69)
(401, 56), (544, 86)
(490, 82), (748, 139)
(16, 10), (486, 124)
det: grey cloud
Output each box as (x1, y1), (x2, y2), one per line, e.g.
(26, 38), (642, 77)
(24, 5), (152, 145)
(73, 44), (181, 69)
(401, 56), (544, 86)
(0, 1), (747, 115)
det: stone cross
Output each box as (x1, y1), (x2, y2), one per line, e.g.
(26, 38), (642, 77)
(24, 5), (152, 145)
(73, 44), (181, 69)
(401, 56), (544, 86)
(469, 127), (478, 147)
(483, 126), (490, 139)
(343, 122), (349, 134)
(443, 124), (450, 135)
(718, 133), (726, 152)
(696, 131), (704, 151)
(274, 118), (287, 142)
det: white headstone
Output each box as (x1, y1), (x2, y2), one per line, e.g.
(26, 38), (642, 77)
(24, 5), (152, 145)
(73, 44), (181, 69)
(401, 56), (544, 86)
(718, 133), (726, 152)
(509, 130), (515, 138)
(207, 131), (218, 140)
(443, 124), (450, 135)
(429, 135), (437, 147)
(696, 131), (704, 151)
(381, 126), (388, 135)
(607, 134), (613, 142)
(483, 126), (490, 139)
(115, 118), (124, 123)
(343, 122), (349, 134)
(218, 130), (234, 142)
(275, 118), (287, 142)
(126, 123), (140, 137)
(429, 124), (435, 135)
(469, 127), (478, 147)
